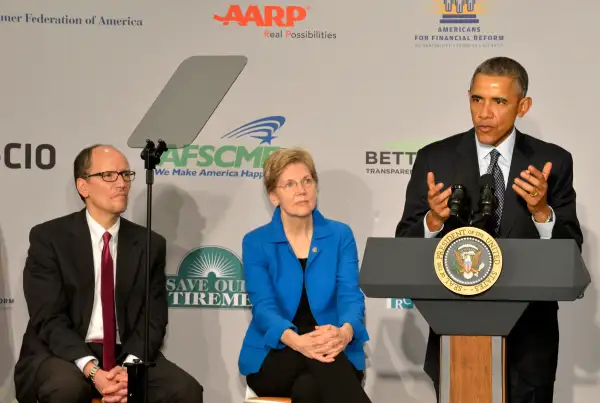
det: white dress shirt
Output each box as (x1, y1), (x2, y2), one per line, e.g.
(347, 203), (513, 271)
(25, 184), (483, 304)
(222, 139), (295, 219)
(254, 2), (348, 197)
(74, 210), (140, 372)
(424, 128), (555, 238)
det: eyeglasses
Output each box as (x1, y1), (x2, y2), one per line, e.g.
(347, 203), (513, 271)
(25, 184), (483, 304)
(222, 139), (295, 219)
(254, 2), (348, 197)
(277, 177), (316, 192)
(82, 170), (136, 182)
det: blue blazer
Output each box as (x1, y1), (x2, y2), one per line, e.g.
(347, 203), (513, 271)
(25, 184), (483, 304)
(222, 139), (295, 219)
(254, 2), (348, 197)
(238, 207), (370, 376)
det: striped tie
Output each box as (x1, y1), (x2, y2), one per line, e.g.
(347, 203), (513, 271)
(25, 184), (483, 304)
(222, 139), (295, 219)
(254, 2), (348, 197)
(486, 150), (505, 235)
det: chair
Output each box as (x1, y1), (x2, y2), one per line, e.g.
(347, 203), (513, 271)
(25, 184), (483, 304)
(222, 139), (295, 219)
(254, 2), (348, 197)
(244, 386), (291, 403)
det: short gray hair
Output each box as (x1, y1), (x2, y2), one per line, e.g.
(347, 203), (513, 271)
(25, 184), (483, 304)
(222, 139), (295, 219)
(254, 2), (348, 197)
(470, 57), (529, 98)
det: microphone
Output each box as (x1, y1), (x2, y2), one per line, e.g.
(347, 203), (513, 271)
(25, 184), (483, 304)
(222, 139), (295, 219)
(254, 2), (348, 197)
(478, 174), (495, 217)
(469, 174), (495, 230)
(448, 184), (466, 218)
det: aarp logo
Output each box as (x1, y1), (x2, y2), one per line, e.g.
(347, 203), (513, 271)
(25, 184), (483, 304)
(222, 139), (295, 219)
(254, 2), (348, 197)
(213, 5), (308, 27)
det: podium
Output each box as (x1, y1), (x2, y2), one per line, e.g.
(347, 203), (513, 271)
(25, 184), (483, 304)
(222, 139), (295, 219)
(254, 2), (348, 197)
(359, 234), (590, 403)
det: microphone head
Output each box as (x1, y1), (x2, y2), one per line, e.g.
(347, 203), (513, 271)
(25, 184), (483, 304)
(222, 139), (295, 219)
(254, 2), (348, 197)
(479, 173), (494, 189)
(451, 184), (466, 197)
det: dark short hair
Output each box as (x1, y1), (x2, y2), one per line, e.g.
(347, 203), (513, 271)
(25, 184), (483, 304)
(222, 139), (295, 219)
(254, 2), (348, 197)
(73, 144), (105, 202)
(470, 57), (529, 98)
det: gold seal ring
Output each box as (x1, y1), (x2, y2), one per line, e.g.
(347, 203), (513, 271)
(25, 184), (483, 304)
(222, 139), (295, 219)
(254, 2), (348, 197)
(530, 189), (539, 197)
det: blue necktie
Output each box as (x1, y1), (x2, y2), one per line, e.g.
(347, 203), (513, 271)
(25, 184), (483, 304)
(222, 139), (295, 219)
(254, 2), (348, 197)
(486, 149), (505, 234)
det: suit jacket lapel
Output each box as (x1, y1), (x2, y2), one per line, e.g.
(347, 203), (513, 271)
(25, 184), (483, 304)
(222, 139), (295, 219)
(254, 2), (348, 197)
(70, 210), (95, 334)
(456, 130), (481, 215)
(115, 219), (142, 338)
(499, 130), (533, 237)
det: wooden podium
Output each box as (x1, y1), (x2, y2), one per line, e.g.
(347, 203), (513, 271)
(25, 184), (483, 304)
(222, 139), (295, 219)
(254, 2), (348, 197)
(443, 335), (504, 403)
(359, 236), (590, 403)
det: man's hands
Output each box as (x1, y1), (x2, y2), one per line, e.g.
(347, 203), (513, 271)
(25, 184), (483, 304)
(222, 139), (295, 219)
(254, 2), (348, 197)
(98, 366), (128, 402)
(426, 172), (452, 232)
(512, 162), (553, 223)
(285, 324), (354, 364)
(425, 162), (553, 230)
(84, 362), (128, 403)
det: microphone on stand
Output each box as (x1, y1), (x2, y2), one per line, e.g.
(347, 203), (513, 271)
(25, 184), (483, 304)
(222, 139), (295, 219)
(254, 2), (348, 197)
(448, 184), (466, 218)
(447, 184), (469, 227)
(470, 174), (495, 230)
(478, 174), (495, 217)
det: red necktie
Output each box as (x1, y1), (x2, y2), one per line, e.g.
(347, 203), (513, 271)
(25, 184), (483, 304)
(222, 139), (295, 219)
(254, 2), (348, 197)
(101, 232), (116, 370)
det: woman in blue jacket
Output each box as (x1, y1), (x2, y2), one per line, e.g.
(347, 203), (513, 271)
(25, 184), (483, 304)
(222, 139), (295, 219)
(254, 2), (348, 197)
(238, 148), (371, 403)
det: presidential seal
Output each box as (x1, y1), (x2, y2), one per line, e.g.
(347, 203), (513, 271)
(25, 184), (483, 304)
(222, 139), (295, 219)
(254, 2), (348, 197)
(433, 227), (502, 296)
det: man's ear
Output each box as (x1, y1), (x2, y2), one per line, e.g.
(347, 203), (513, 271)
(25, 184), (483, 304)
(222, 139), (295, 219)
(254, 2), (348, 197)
(76, 178), (89, 199)
(517, 97), (532, 118)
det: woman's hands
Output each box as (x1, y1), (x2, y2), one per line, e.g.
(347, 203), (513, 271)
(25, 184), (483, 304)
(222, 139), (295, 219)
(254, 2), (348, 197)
(282, 324), (354, 363)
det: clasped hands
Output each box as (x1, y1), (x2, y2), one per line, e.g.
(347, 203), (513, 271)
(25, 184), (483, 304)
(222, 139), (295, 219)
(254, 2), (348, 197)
(85, 364), (128, 402)
(292, 324), (353, 363)
(426, 162), (553, 231)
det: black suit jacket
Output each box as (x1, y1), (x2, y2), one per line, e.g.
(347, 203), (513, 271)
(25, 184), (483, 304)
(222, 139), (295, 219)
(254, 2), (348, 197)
(14, 209), (168, 403)
(395, 128), (583, 387)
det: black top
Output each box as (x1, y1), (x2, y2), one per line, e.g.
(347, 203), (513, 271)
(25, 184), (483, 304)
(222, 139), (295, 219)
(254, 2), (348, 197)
(292, 258), (318, 334)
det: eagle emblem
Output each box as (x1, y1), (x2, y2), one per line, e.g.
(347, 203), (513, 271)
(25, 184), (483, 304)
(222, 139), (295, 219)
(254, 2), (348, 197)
(453, 245), (484, 279)
(435, 227), (502, 296)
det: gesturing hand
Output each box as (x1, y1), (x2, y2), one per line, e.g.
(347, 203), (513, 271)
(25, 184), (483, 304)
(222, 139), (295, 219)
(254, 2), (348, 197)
(426, 172), (452, 231)
(512, 162), (553, 223)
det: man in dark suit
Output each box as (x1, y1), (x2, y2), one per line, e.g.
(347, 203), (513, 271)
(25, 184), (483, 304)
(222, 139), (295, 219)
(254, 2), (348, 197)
(395, 57), (583, 403)
(14, 144), (204, 403)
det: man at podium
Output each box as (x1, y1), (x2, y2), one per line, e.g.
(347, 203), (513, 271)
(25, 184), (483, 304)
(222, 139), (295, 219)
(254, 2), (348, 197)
(395, 57), (583, 403)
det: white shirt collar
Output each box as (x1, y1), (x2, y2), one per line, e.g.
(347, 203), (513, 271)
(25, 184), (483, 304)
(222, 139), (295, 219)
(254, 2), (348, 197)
(475, 127), (516, 164)
(85, 209), (120, 246)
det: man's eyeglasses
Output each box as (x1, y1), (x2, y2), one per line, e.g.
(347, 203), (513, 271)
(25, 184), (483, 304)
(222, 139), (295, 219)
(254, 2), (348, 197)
(82, 170), (136, 182)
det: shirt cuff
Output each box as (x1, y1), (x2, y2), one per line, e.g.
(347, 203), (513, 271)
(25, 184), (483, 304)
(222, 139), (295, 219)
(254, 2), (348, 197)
(74, 356), (97, 373)
(532, 206), (555, 239)
(424, 211), (443, 238)
(123, 354), (141, 366)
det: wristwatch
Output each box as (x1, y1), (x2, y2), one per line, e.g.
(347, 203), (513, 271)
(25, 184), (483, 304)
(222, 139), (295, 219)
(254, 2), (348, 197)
(88, 365), (100, 383)
(545, 209), (554, 223)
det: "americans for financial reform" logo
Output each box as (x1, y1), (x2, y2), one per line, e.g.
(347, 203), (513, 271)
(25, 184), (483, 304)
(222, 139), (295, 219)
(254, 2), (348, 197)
(166, 246), (251, 309)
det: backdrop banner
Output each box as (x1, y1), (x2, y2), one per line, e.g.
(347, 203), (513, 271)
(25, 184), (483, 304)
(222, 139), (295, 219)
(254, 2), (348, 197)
(1, 1), (598, 402)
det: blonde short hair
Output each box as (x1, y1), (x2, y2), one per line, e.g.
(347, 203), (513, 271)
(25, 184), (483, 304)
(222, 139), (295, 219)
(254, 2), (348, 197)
(263, 147), (318, 193)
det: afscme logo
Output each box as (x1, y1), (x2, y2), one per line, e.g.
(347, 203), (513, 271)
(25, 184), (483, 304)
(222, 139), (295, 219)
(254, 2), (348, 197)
(213, 5), (308, 27)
